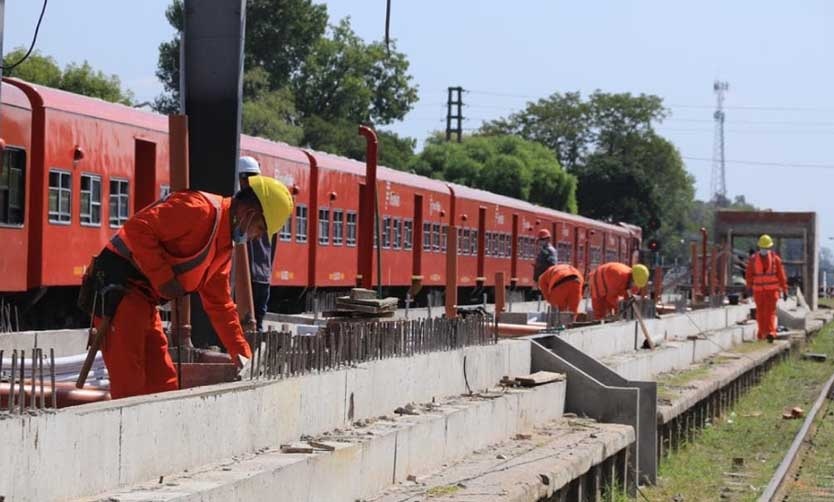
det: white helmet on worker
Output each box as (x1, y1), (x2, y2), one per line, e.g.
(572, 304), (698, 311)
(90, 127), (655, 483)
(238, 156), (261, 176)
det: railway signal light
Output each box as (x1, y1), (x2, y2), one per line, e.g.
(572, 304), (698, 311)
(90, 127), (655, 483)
(648, 239), (661, 252)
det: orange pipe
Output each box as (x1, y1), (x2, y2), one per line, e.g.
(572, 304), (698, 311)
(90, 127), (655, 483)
(0, 382), (110, 408)
(233, 242), (256, 332)
(446, 224), (458, 318)
(495, 271), (506, 315)
(492, 323), (545, 338)
(700, 227), (708, 298)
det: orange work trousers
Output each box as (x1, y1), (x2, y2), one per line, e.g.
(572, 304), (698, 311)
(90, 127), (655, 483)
(591, 296), (619, 320)
(538, 268), (583, 317)
(99, 288), (178, 399)
(753, 290), (779, 340)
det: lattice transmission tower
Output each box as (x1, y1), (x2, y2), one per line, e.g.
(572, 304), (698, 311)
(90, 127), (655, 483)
(711, 80), (729, 202)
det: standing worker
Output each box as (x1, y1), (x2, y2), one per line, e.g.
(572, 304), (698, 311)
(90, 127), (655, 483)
(81, 176), (292, 398)
(238, 157), (276, 332)
(589, 262), (650, 319)
(533, 229), (558, 283)
(745, 234), (788, 342)
(537, 264), (584, 319)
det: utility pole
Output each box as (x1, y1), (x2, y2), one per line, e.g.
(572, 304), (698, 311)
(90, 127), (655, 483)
(445, 86), (463, 142)
(711, 80), (729, 203)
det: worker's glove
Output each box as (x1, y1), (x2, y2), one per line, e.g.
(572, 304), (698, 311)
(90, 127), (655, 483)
(159, 278), (186, 300)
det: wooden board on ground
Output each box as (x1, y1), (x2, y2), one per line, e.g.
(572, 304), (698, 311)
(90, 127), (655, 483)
(515, 371), (565, 387)
(350, 288), (377, 301)
(336, 296), (398, 309)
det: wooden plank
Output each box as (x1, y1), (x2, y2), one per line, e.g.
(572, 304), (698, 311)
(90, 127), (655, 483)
(336, 297), (399, 308)
(515, 371), (565, 387)
(350, 288), (377, 300)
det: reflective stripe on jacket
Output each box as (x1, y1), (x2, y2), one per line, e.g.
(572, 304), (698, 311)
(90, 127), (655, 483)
(589, 262), (632, 302)
(746, 251), (787, 293)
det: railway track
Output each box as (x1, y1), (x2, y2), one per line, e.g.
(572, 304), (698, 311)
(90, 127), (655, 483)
(760, 371), (834, 501)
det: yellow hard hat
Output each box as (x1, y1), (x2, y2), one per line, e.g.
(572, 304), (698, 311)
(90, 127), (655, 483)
(758, 234), (774, 249)
(631, 264), (650, 288)
(248, 175), (293, 237)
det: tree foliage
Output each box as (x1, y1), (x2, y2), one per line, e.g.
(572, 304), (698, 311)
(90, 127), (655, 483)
(410, 135), (577, 213)
(155, 1), (419, 157)
(3, 48), (134, 105)
(482, 91), (693, 259)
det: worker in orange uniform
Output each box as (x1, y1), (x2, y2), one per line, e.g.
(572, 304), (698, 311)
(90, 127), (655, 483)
(537, 264), (584, 319)
(88, 176), (292, 398)
(589, 262), (650, 319)
(745, 234), (788, 342)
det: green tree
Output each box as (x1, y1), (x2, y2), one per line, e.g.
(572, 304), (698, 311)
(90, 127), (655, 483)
(3, 48), (133, 105)
(241, 68), (303, 145)
(409, 135), (577, 213)
(154, 0), (327, 111)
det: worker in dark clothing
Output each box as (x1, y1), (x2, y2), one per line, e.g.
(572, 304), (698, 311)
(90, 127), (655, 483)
(533, 229), (558, 282)
(238, 157), (276, 331)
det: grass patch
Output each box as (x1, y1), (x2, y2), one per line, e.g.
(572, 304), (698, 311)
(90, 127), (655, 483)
(643, 323), (834, 501)
(426, 484), (460, 497)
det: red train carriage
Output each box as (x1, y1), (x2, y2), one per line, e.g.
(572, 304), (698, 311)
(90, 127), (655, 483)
(0, 78), (642, 327)
(0, 82), (32, 293)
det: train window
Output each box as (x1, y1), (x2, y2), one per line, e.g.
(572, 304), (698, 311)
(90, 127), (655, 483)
(485, 233), (492, 257)
(432, 223), (441, 251)
(48, 169), (72, 224)
(318, 208), (330, 245)
(457, 228), (464, 255)
(392, 218), (401, 250)
(0, 148), (25, 226)
(381, 216), (391, 248)
(159, 185), (171, 199)
(403, 219), (413, 250)
(295, 204), (308, 243)
(332, 209), (344, 246)
(605, 250), (617, 263)
(345, 211), (357, 246)
(109, 179), (130, 227)
(441, 224), (448, 252)
(558, 242), (572, 264)
(590, 246), (602, 266)
(80, 174), (102, 226)
(423, 223), (431, 251)
(471, 230), (478, 255)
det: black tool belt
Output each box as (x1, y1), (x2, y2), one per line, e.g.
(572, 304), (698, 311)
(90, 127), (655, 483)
(77, 248), (144, 318)
(550, 274), (580, 290)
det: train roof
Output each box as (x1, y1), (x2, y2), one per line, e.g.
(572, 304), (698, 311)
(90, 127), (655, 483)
(240, 135), (310, 165)
(309, 148), (448, 193)
(1, 81), (32, 110)
(4, 78), (168, 133)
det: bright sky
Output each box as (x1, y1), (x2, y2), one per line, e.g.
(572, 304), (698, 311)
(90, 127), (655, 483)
(5, 1), (834, 243)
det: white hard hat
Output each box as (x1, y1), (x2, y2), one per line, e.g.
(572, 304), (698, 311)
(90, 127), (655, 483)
(238, 156), (261, 175)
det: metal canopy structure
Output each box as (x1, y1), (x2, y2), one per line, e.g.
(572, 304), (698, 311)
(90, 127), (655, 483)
(714, 210), (818, 309)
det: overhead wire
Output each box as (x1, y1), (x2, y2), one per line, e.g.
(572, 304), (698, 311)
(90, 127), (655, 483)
(1, 0), (49, 72)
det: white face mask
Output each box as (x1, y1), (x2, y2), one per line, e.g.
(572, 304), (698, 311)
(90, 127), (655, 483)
(759, 249), (769, 257)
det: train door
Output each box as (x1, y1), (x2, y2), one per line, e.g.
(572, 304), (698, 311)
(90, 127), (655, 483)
(134, 139), (157, 211)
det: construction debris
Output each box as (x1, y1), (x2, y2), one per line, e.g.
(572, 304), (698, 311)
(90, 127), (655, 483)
(801, 352), (828, 362)
(782, 407), (805, 420)
(328, 288), (399, 317)
(515, 371), (565, 387)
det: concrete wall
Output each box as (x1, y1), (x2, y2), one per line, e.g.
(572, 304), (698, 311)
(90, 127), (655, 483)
(0, 329), (88, 357)
(0, 340), (530, 502)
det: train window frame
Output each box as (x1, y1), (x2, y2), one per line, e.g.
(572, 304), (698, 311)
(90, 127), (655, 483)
(278, 212), (293, 242)
(295, 204), (308, 243)
(345, 211), (357, 246)
(80, 173), (102, 227)
(423, 222), (432, 252)
(382, 216), (391, 249)
(332, 209), (344, 246)
(108, 178), (130, 228)
(48, 168), (72, 225)
(392, 217), (401, 250)
(0, 147), (26, 227)
(403, 219), (413, 250)
(440, 224), (448, 253)
(558, 242), (572, 263)
(457, 227), (465, 255)
(470, 230), (478, 256)
(432, 223), (441, 252)
(318, 208), (330, 245)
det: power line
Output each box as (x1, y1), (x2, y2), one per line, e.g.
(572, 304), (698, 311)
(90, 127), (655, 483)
(682, 156), (834, 170)
(1, 0), (48, 71)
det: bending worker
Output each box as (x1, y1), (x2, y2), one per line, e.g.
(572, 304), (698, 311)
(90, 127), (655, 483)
(89, 176), (292, 398)
(745, 234), (788, 342)
(589, 262), (650, 319)
(537, 263), (584, 319)
(238, 157), (276, 332)
(533, 228), (558, 283)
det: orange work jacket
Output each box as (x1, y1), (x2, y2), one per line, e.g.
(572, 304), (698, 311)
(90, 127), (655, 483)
(106, 190), (251, 360)
(746, 251), (787, 294)
(589, 262), (633, 303)
(537, 264), (583, 295)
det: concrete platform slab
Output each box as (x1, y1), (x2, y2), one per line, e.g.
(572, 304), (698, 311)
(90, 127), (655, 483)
(0, 328), (89, 357)
(80, 382), (566, 502)
(375, 418), (635, 502)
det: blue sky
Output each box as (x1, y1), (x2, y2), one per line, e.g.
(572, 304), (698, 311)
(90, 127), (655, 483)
(6, 1), (834, 242)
